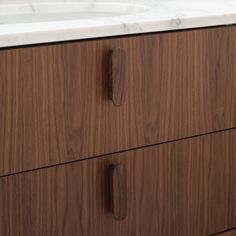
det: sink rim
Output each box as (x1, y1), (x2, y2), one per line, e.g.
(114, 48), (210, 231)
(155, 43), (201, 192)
(0, 1), (149, 16)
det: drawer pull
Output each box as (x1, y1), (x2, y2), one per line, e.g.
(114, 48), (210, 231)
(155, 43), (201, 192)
(110, 164), (128, 221)
(108, 48), (127, 106)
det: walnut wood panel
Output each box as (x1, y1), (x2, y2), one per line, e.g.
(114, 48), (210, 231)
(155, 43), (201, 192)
(0, 130), (236, 235)
(1, 26), (236, 175)
(215, 229), (236, 236)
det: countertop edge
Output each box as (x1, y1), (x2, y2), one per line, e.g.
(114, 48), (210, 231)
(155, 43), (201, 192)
(1, 14), (236, 48)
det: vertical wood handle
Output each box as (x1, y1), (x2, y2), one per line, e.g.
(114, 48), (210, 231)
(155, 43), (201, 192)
(110, 164), (128, 221)
(108, 48), (127, 106)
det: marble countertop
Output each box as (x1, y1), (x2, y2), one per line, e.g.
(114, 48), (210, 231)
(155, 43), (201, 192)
(0, 0), (236, 48)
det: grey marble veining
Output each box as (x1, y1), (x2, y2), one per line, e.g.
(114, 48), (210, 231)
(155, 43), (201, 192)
(0, 0), (235, 48)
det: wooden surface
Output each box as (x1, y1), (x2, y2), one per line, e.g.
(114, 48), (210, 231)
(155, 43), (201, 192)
(1, 26), (236, 176)
(215, 229), (236, 235)
(108, 48), (127, 106)
(110, 164), (128, 221)
(0, 129), (236, 236)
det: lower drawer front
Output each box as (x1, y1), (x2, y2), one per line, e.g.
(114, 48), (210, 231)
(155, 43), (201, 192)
(216, 229), (236, 236)
(0, 130), (236, 236)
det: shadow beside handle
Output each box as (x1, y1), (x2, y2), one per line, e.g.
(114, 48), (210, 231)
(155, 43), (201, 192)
(110, 164), (128, 221)
(108, 48), (127, 106)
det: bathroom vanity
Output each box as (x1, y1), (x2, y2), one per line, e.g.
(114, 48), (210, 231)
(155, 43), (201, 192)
(1, 1), (236, 236)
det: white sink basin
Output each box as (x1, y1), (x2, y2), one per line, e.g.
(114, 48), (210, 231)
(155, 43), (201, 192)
(0, 2), (148, 24)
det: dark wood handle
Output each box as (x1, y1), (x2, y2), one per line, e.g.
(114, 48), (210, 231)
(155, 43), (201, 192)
(110, 164), (128, 221)
(108, 48), (127, 106)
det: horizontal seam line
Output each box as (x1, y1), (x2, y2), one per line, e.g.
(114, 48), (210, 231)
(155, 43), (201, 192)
(0, 127), (236, 178)
(210, 226), (236, 235)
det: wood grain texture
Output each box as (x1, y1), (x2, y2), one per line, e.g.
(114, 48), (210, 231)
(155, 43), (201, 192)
(0, 129), (236, 236)
(1, 26), (236, 175)
(215, 229), (236, 236)
(110, 164), (127, 221)
(108, 48), (127, 106)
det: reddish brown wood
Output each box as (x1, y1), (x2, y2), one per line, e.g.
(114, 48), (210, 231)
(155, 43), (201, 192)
(0, 130), (236, 235)
(215, 229), (236, 235)
(110, 164), (127, 221)
(1, 26), (236, 176)
(108, 48), (127, 106)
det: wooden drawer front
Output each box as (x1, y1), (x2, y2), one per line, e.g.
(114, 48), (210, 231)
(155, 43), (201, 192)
(1, 130), (236, 236)
(215, 229), (236, 235)
(1, 26), (236, 176)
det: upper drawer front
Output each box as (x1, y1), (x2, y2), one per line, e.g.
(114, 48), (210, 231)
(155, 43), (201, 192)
(1, 26), (236, 175)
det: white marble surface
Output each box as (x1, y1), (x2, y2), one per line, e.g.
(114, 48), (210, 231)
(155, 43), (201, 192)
(0, 0), (236, 48)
